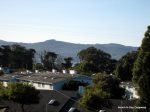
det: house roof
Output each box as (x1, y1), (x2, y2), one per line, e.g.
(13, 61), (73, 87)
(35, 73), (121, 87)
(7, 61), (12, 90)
(0, 74), (20, 81)
(0, 72), (73, 84)
(0, 74), (28, 81)
(19, 74), (69, 84)
(1, 90), (77, 112)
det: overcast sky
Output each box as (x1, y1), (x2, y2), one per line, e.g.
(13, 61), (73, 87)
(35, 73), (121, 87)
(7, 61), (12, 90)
(0, 0), (150, 46)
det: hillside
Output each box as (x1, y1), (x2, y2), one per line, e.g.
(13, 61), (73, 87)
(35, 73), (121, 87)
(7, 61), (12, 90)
(0, 39), (138, 61)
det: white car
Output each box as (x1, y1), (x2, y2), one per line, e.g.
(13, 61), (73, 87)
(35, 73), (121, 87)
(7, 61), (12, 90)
(48, 99), (56, 105)
(68, 107), (76, 112)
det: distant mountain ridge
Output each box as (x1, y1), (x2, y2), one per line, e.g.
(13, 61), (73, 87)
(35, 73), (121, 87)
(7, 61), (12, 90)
(0, 39), (138, 61)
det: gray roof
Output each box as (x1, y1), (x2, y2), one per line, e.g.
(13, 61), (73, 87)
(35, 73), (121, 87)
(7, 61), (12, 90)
(19, 75), (66, 84)
(0, 74), (21, 81)
(19, 74), (71, 84)
(0, 72), (73, 84)
(1, 90), (77, 112)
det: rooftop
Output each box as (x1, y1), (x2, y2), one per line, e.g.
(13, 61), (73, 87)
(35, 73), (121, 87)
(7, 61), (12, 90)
(19, 74), (69, 84)
(0, 72), (74, 84)
(0, 90), (77, 112)
(0, 74), (25, 81)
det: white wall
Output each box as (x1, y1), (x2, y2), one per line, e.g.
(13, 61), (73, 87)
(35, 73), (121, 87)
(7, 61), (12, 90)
(33, 83), (52, 90)
(1, 79), (66, 91)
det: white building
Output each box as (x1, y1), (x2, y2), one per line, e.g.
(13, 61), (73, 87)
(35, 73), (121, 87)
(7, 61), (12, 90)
(0, 72), (93, 91)
(120, 82), (140, 99)
(0, 72), (69, 90)
(19, 74), (68, 90)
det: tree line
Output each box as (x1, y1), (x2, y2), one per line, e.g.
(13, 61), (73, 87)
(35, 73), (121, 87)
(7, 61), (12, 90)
(0, 44), (73, 72)
(0, 44), (35, 70)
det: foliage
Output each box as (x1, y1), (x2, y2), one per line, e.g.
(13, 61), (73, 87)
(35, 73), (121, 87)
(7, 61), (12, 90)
(132, 26), (150, 112)
(114, 51), (138, 81)
(62, 57), (73, 70)
(79, 73), (124, 111)
(33, 63), (44, 70)
(74, 61), (93, 75)
(92, 73), (125, 99)
(54, 55), (64, 71)
(76, 47), (117, 75)
(0, 83), (40, 112)
(0, 82), (3, 87)
(40, 51), (57, 70)
(62, 80), (88, 91)
(0, 44), (36, 70)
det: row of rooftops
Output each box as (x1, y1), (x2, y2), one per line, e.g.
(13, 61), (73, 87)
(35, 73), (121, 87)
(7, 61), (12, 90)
(0, 71), (93, 85)
(0, 72), (75, 84)
(19, 74), (69, 84)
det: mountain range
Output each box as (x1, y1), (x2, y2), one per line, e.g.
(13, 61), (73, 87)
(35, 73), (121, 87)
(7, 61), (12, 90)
(0, 39), (138, 61)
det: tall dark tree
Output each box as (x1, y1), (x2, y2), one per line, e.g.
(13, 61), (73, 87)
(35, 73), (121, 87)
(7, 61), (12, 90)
(41, 51), (57, 70)
(114, 51), (138, 81)
(9, 44), (36, 69)
(0, 44), (36, 70)
(25, 49), (36, 69)
(0, 45), (11, 67)
(132, 26), (150, 111)
(62, 57), (73, 70)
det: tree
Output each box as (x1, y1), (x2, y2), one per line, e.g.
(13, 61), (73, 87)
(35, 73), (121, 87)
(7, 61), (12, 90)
(92, 73), (125, 99)
(0, 83), (40, 112)
(79, 73), (124, 111)
(132, 26), (150, 111)
(0, 44), (36, 70)
(33, 63), (44, 70)
(9, 44), (36, 69)
(76, 47), (117, 74)
(41, 51), (57, 70)
(62, 57), (73, 70)
(114, 51), (138, 81)
(0, 45), (11, 67)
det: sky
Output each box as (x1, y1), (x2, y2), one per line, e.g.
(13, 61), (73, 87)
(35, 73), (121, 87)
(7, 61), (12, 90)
(0, 0), (150, 46)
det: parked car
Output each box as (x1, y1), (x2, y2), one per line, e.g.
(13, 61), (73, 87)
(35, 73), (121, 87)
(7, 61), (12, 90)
(68, 107), (76, 112)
